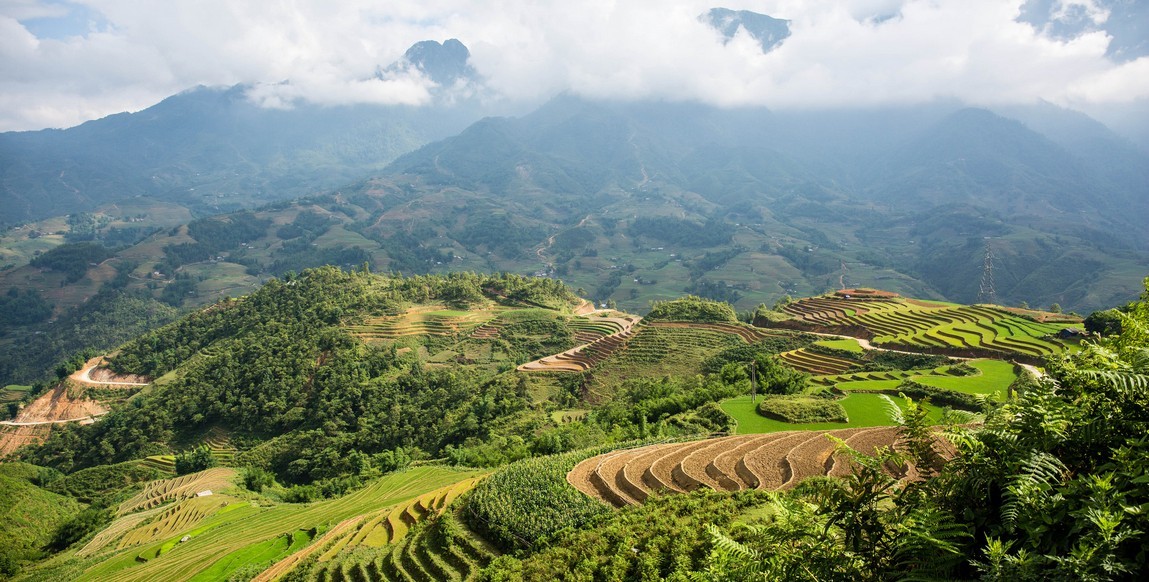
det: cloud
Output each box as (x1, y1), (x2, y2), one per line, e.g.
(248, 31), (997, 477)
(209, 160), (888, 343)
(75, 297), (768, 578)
(0, 0), (1145, 131)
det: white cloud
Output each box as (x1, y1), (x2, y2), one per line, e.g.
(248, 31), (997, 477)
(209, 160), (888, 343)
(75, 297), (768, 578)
(0, 0), (1144, 131)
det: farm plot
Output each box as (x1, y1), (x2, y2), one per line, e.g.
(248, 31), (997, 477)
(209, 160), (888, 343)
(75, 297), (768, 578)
(720, 394), (943, 434)
(517, 316), (640, 372)
(775, 294), (1077, 358)
(117, 468), (236, 515)
(78, 466), (483, 582)
(347, 306), (504, 342)
(303, 501), (499, 582)
(777, 348), (856, 375)
(581, 325), (747, 400)
(568, 428), (949, 509)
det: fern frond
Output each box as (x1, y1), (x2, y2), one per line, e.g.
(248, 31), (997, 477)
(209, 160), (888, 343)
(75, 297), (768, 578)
(1079, 370), (1149, 394)
(879, 394), (904, 425)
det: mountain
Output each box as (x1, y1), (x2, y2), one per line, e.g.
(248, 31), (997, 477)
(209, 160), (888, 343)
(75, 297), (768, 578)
(0, 40), (498, 226)
(2, 95), (1147, 389)
(702, 7), (791, 53)
(383, 38), (478, 86)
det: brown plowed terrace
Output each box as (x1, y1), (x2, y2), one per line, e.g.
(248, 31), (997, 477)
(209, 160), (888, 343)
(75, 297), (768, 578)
(568, 427), (947, 508)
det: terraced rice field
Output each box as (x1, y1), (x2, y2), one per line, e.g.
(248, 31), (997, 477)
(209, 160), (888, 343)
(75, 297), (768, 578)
(810, 367), (955, 387)
(117, 495), (235, 550)
(518, 316), (640, 372)
(777, 348), (856, 375)
(304, 506), (500, 582)
(779, 295), (1077, 358)
(257, 476), (487, 581)
(347, 306), (504, 342)
(78, 467), (482, 582)
(117, 468), (236, 516)
(204, 429), (236, 465)
(645, 321), (785, 343)
(568, 428), (945, 508)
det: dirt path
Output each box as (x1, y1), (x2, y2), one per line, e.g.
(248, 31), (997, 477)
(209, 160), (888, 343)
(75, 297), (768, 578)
(804, 331), (972, 360)
(0, 415), (105, 427)
(535, 215), (591, 263)
(6, 384), (108, 425)
(1018, 363), (1045, 381)
(70, 357), (150, 386)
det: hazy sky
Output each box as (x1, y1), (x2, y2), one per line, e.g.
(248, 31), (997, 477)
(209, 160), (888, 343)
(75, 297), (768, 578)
(1, 0), (1146, 131)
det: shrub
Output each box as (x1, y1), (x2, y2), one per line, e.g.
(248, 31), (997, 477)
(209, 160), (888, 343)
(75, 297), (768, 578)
(894, 380), (987, 412)
(757, 395), (848, 424)
(242, 467), (276, 492)
(49, 507), (111, 550)
(174, 446), (216, 475)
(645, 295), (737, 323)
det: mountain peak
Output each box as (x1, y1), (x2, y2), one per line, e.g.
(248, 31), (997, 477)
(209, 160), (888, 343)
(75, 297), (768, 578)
(385, 38), (476, 86)
(702, 8), (791, 53)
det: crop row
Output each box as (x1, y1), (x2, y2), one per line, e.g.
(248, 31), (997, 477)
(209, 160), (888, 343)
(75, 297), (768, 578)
(313, 507), (499, 582)
(777, 349), (856, 375)
(518, 317), (640, 372)
(117, 467), (235, 516)
(567, 428), (936, 509)
(780, 296), (1071, 357)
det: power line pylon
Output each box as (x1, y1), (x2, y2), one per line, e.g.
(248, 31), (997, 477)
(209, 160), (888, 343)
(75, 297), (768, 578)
(978, 238), (997, 305)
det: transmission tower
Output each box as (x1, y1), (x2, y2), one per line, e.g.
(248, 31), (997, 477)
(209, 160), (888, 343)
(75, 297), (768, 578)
(978, 238), (997, 305)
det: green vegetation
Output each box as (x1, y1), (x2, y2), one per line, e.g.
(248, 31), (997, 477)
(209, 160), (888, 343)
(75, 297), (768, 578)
(29, 243), (115, 283)
(465, 450), (610, 550)
(910, 359), (1017, 398)
(45, 462), (162, 505)
(813, 338), (864, 353)
(174, 446), (216, 475)
(0, 463), (83, 570)
(482, 489), (767, 580)
(756, 395), (848, 424)
(0, 288), (52, 326)
(721, 393), (942, 433)
(645, 295), (737, 323)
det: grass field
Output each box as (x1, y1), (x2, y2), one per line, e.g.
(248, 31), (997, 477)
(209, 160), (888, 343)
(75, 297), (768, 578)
(720, 394), (943, 434)
(910, 359), (1017, 399)
(74, 466), (482, 582)
(812, 338), (864, 353)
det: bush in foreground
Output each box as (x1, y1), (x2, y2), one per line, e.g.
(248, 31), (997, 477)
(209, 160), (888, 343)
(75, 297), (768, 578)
(757, 395), (847, 424)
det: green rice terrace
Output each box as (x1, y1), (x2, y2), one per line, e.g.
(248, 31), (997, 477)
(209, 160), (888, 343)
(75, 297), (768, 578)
(2, 271), (1143, 580)
(769, 289), (1084, 361)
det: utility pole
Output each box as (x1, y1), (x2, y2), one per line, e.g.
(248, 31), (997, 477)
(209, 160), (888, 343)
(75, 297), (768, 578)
(978, 238), (997, 305)
(749, 360), (758, 404)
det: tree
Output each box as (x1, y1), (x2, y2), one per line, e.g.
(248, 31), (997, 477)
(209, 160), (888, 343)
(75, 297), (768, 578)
(1083, 308), (1122, 336)
(175, 446), (216, 475)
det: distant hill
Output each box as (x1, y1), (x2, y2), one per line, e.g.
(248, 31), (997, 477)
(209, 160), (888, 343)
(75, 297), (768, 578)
(0, 40), (497, 225)
(2, 94), (1147, 389)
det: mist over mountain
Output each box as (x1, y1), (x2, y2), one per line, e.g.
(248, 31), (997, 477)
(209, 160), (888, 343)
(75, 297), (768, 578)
(702, 8), (791, 53)
(0, 39), (500, 225)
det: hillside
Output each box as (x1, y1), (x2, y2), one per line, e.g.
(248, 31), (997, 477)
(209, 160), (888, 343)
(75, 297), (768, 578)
(2, 95), (1147, 390)
(0, 273), (1145, 579)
